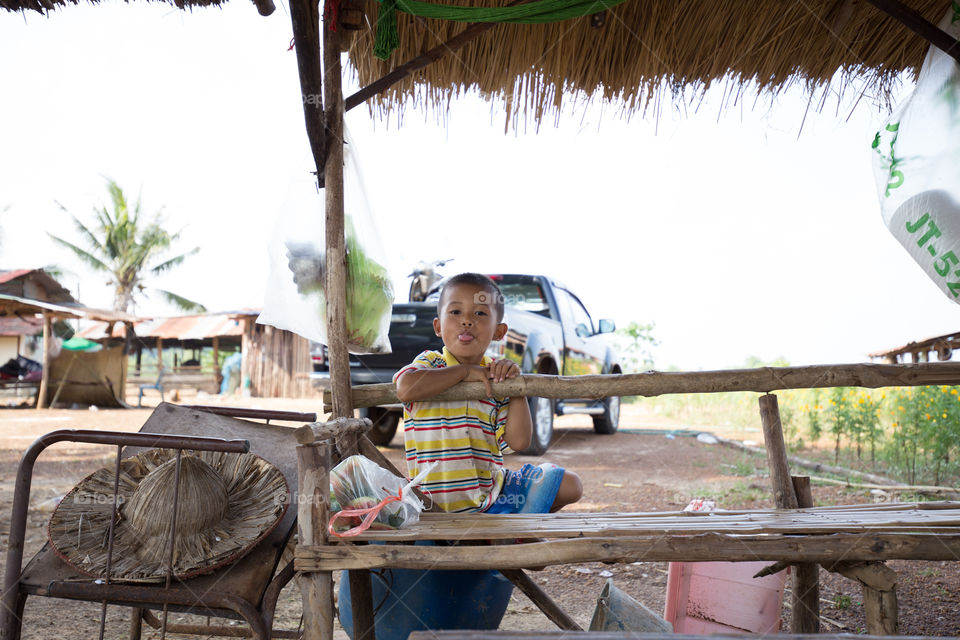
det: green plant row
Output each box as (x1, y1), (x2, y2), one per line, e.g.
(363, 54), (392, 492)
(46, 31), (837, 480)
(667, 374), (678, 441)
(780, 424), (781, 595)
(643, 385), (960, 487)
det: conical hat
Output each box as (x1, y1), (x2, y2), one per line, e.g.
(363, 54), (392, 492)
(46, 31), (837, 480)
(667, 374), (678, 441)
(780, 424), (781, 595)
(47, 449), (289, 582)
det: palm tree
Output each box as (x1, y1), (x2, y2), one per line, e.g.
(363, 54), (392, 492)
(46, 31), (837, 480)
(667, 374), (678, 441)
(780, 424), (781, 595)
(49, 179), (206, 314)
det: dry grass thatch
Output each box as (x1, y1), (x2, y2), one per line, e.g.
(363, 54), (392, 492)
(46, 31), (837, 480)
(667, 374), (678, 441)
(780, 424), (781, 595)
(0, 0), (271, 17)
(344, 0), (953, 127)
(47, 449), (289, 582)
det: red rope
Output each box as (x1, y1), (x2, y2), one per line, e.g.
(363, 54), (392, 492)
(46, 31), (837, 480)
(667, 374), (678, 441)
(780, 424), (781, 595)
(324, 0), (341, 31)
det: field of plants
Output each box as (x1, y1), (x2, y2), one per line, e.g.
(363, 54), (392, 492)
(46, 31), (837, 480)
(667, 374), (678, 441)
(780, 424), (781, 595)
(641, 384), (960, 488)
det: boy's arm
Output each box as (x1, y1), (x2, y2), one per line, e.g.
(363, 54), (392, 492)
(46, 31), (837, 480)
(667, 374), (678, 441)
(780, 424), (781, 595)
(489, 359), (532, 452)
(396, 365), (494, 402)
(502, 393), (532, 452)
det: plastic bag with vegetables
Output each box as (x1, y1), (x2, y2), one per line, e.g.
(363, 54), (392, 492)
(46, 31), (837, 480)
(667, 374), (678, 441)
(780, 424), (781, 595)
(258, 126), (394, 354)
(328, 455), (429, 537)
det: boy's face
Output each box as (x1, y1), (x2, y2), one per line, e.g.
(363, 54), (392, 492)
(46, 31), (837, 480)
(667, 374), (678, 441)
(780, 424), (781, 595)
(434, 283), (507, 365)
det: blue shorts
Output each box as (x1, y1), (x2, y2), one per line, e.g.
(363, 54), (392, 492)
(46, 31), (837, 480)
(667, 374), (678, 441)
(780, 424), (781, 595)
(485, 463), (565, 514)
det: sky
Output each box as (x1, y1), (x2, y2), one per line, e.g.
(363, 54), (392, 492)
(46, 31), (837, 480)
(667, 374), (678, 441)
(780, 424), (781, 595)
(1, 0), (958, 371)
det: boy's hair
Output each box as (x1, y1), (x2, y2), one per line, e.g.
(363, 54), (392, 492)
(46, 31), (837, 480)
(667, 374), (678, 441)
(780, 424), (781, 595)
(438, 273), (505, 322)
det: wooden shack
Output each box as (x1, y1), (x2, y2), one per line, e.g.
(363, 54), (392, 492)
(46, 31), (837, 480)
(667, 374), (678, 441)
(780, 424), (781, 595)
(870, 329), (960, 363)
(0, 269), (136, 407)
(80, 311), (317, 398)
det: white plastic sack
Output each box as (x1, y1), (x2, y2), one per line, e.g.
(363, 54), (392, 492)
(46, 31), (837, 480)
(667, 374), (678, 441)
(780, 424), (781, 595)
(258, 128), (394, 353)
(872, 6), (960, 302)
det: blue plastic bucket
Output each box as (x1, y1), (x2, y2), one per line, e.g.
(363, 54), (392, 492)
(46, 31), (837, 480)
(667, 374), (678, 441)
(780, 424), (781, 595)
(338, 563), (514, 640)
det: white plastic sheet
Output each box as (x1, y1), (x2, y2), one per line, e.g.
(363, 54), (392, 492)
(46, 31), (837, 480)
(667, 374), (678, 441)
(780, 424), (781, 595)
(872, 7), (960, 302)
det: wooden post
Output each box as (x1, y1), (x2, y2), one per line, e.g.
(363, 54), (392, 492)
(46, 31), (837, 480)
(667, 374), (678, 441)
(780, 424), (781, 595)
(759, 394), (798, 510)
(240, 318), (253, 396)
(323, 2), (351, 421)
(759, 394), (813, 633)
(790, 476), (819, 633)
(297, 440), (335, 640)
(212, 336), (221, 389)
(36, 312), (52, 409)
(156, 337), (164, 373)
(339, 430), (376, 640)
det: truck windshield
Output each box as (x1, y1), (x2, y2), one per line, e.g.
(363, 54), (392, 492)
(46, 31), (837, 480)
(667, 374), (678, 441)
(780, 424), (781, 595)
(499, 282), (549, 316)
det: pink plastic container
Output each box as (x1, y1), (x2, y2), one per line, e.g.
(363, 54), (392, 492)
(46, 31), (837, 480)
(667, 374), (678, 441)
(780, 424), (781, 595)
(664, 561), (787, 633)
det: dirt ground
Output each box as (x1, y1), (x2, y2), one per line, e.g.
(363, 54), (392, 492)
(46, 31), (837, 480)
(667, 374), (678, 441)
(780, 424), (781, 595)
(1, 391), (958, 638)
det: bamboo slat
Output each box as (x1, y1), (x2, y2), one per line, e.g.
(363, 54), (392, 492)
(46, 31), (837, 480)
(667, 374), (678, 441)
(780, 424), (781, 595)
(327, 502), (960, 542)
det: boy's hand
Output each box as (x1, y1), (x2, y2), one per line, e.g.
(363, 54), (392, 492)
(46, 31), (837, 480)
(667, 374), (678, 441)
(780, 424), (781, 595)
(461, 365), (495, 397)
(488, 358), (520, 383)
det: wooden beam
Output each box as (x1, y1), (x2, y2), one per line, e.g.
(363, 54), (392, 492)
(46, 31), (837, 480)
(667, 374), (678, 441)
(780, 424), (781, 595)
(295, 532), (960, 571)
(862, 0), (960, 64)
(326, 361), (960, 410)
(345, 0), (525, 112)
(36, 312), (52, 409)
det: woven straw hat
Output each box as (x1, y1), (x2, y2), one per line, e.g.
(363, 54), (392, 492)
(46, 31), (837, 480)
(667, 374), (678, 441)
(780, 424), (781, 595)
(47, 449), (289, 582)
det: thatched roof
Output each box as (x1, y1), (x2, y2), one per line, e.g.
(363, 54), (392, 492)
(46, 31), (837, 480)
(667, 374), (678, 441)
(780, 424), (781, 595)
(344, 0), (952, 125)
(1, 0), (274, 17)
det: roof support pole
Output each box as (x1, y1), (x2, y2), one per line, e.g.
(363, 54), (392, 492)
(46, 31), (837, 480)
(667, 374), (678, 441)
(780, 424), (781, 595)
(322, 10), (353, 423)
(290, 0), (327, 187)
(35, 312), (52, 410)
(345, 0), (523, 112)
(862, 0), (960, 64)
(321, 15), (378, 640)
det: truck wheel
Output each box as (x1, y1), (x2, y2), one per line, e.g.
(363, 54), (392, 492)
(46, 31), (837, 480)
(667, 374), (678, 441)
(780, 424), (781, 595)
(520, 396), (553, 455)
(592, 396), (620, 435)
(361, 407), (401, 446)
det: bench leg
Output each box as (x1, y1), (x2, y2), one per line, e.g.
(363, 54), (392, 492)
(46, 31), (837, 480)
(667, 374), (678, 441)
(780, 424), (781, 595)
(129, 607), (142, 640)
(824, 561), (898, 635)
(864, 584), (898, 634)
(500, 569), (582, 631)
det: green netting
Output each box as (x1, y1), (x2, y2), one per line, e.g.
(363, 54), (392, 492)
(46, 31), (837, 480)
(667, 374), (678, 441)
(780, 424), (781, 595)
(374, 0), (628, 59)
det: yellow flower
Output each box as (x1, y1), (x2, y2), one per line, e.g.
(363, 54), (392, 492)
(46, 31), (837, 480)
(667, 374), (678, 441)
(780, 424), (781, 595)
(952, 389), (959, 396)
(925, 413), (932, 420)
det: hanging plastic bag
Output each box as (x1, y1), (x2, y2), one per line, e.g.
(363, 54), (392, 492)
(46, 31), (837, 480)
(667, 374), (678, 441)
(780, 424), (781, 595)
(327, 455), (432, 537)
(871, 6), (960, 302)
(258, 127), (394, 353)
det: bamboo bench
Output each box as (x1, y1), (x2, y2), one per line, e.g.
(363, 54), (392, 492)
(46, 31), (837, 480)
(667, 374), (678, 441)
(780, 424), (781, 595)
(297, 363), (960, 638)
(293, 424), (960, 637)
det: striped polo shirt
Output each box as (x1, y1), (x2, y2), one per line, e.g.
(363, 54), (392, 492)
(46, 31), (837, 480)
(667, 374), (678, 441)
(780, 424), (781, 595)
(393, 348), (510, 512)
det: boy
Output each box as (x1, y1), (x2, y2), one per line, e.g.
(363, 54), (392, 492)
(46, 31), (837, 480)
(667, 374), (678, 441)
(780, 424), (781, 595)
(394, 272), (582, 513)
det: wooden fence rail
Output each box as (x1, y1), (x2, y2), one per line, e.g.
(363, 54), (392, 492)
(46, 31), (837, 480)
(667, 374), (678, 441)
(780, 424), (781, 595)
(324, 362), (960, 410)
